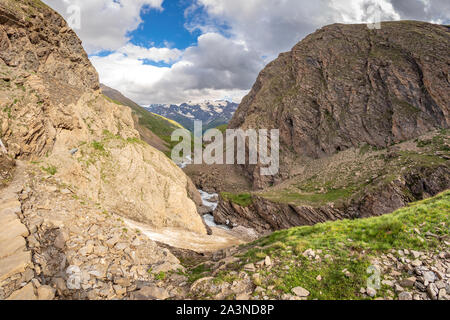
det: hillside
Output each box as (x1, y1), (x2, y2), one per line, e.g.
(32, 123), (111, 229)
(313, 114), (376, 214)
(202, 21), (450, 234)
(229, 21), (449, 189)
(100, 84), (182, 155)
(147, 100), (238, 132)
(185, 191), (449, 300)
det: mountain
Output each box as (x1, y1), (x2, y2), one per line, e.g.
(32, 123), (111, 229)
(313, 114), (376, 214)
(204, 21), (450, 233)
(100, 84), (183, 155)
(146, 100), (238, 132)
(230, 21), (449, 189)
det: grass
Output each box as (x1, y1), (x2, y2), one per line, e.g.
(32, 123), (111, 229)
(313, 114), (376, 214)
(221, 192), (253, 207)
(91, 141), (105, 152)
(155, 271), (166, 281)
(186, 264), (212, 283)
(41, 165), (57, 175)
(262, 188), (355, 206)
(215, 124), (228, 134)
(256, 190), (449, 251)
(195, 190), (449, 300)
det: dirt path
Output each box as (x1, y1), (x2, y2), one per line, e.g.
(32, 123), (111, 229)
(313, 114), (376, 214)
(124, 219), (244, 253)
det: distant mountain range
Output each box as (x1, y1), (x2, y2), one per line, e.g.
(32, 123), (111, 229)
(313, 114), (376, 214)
(146, 101), (239, 132)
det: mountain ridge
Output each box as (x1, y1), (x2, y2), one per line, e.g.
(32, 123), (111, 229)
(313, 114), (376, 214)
(147, 100), (239, 132)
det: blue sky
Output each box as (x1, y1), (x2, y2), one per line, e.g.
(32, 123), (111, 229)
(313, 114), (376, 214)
(43, 0), (449, 105)
(129, 0), (200, 51)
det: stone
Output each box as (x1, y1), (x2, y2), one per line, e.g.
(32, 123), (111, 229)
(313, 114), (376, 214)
(316, 275), (322, 281)
(79, 244), (94, 255)
(0, 236), (26, 259)
(264, 256), (272, 266)
(7, 283), (37, 300)
(292, 286), (310, 297)
(427, 283), (438, 300)
(0, 250), (32, 283)
(302, 249), (315, 258)
(411, 260), (422, 267)
(423, 271), (435, 283)
(381, 280), (394, 287)
(0, 219), (29, 242)
(394, 284), (404, 293)
(132, 285), (170, 300)
(399, 277), (416, 288)
(236, 293), (250, 300)
(37, 285), (56, 300)
(94, 245), (108, 255)
(106, 236), (120, 248)
(53, 277), (67, 294)
(113, 285), (127, 296)
(398, 292), (412, 300)
(54, 231), (66, 249)
(243, 263), (256, 272)
(366, 287), (377, 297)
(438, 289), (447, 300)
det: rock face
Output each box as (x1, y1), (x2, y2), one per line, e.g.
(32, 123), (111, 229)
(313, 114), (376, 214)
(215, 163), (450, 234)
(229, 21), (449, 188)
(0, 0), (206, 234)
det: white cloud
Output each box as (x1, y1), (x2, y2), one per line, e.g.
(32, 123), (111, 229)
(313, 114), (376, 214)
(45, 0), (449, 104)
(42, 0), (163, 53)
(117, 44), (182, 63)
(91, 33), (262, 104)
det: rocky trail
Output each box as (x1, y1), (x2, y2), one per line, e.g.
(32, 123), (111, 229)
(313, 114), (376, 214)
(0, 160), (254, 300)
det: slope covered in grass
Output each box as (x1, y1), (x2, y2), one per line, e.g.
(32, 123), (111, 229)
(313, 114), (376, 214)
(188, 190), (449, 300)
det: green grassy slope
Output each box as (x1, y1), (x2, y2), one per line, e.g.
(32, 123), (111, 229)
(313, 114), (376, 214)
(187, 190), (449, 300)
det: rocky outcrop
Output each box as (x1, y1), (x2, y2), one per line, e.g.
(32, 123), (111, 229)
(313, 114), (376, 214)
(229, 21), (449, 189)
(0, 0), (206, 234)
(214, 164), (450, 233)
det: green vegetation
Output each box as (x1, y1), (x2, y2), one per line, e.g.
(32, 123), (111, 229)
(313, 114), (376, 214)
(263, 188), (355, 206)
(102, 94), (122, 105)
(221, 192), (253, 207)
(155, 271), (166, 281)
(256, 190), (449, 251)
(416, 129), (450, 152)
(259, 129), (449, 207)
(186, 264), (212, 283)
(215, 124), (228, 134)
(91, 141), (105, 152)
(41, 165), (57, 175)
(205, 191), (449, 300)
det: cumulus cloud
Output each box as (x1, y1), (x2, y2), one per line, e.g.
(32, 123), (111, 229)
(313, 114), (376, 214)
(44, 0), (450, 104)
(91, 33), (263, 104)
(42, 0), (163, 53)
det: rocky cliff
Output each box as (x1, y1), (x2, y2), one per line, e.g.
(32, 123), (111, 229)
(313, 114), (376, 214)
(0, 0), (206, 234)
(213, 21), (449, 234)
(229, 21), (449, 188)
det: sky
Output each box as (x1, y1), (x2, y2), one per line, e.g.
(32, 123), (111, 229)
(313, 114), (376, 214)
(42, 0), (450, 105)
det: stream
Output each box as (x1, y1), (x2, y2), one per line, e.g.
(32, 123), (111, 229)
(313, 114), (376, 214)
(123, 190), (239, 252)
